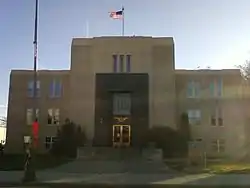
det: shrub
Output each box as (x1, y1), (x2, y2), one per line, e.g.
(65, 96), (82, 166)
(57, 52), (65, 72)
(178, 113), (191, 141)
(147, 125), (188, 158)
(50, 119), (85, 158)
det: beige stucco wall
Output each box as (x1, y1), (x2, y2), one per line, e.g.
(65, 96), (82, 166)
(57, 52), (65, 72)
(70, 37), (176, 141)
(5, 70), (70, 153)
(5, 36), (250, 159)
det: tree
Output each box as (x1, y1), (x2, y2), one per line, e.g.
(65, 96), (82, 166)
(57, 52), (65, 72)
(237, 60), (250, 80)
(237, 57), (250, 79)
(147, 125), (188, 158)
(0, 117), (6, 125)
(178, 113), (191, 141)
(76, 125), (86, 147)
(50, 119), (78, 158)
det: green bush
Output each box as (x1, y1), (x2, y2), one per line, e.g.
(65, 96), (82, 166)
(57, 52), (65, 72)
(147, 126), (188, 158)
(178, 113), (191, 141)
(50, 119), (85, 158)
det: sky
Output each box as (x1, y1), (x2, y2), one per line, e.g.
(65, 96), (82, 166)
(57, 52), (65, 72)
(1, 0), (250, 117)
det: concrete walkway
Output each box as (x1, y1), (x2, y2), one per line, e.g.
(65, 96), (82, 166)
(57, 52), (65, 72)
(0, 170), (209, 185)
(3, 170), (250, 185)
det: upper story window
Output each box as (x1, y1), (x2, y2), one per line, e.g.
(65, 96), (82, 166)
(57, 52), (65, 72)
(187, 80), (200, 98)
(126, 55), (131, 73)
(210, 78), (223, 97)
(187, 109), (201, 125)
(113, 93), (131, 115)
(27, 80), (40, 98)
(113, 55), (118, 73)
(217, 78), (223, 97)
(119, 55), (124, 72)
(113, 54), (131, 73)
(49, 79), (62, 98)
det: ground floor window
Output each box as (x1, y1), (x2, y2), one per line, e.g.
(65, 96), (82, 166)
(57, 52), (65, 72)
(45, 136), (57, 150)
(211, 139), (225, 153)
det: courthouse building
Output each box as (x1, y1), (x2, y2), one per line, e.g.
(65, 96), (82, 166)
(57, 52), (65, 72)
(5, 36), (250, 158)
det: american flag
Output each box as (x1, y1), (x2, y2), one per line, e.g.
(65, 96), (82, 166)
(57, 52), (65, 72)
(109, 8), (124, 19)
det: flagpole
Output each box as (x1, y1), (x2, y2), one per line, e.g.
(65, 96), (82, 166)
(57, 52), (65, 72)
(23, 0), (38, 182)
(122, 6), (124, 36)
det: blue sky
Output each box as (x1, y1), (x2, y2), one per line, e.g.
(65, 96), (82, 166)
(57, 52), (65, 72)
(1, 0), (250, 117)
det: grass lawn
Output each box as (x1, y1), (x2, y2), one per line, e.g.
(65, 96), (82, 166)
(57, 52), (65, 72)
(207, 163), (250, 174)
(0, 154), (71, 171)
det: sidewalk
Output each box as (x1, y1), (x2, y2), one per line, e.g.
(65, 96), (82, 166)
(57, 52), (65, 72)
(0, 170), (210, 186)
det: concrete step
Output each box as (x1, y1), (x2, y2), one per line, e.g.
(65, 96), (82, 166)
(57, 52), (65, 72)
(49, 147), (171, 174)
(48, 160), (174, 174)
(77, 147), (142, 160)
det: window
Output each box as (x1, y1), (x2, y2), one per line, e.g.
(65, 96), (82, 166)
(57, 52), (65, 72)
(187, 110), (201, 125)
(26, 108), (39, 125)
(210, 114), (216, 126)
(126, 55), (131, 73)
(209, 81), (215, 97)
(48, 109), (53, 124)
(194, 82), (200, 97)
(210, 78), (223, 97)
(211, 139), (225, 153)
(26, 109), (33, 125)
(187, 82), (193, 98)
(113, 54), (131, 73)
(45, 136), (57, 150)
(187, 81), (200, 98)
(27, 80), (40, 97)
(47, 108), (60, 125)
(113, 55), (118, 73)
(113, 93), (131, 115)
(210, 107), (223, 126)
(35, 109), (39, 122)
(217, 78), (223, 97)
(54, 109), (60, 124)
(217, 108), (223, 126)
(49, 80), (62, 98)
(119, 55), (124, 72)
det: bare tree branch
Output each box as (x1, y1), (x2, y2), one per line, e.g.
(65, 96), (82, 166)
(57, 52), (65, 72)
(237, 60), (250, 80)
(0, 117), (6, 124)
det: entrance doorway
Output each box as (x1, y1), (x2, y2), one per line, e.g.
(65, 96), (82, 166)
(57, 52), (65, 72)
(112, 125), (131, 147)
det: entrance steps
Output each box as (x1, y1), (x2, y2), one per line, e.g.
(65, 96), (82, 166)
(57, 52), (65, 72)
(77, 147), (142, 161)
(46, 147), (175, 174)
(50, 159), (173, 174)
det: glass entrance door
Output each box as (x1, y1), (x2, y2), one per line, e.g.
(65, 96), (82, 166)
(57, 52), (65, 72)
(121, 125), (130, 146)
(112, 125), (131, 147)
(113, 125), (121, 147)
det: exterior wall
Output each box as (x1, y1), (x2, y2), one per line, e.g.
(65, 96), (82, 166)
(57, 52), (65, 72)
(175, 69), (248, 159)
(5, 70), (70, 153)
(69, 37), (175, 142)
(4, 36), (250, 158)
